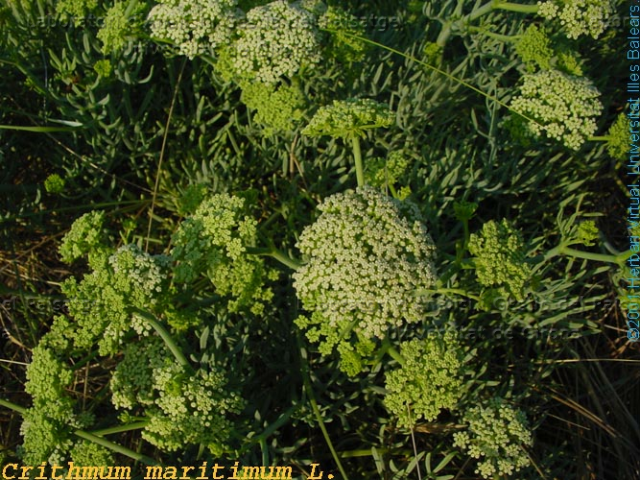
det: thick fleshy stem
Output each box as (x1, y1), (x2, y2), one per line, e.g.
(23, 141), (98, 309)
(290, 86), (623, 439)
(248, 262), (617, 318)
(130, 308), (192, 372)
(246, 247), (301, 270)
(352, 136), (365, 187)
(543, 245), (633, 266)
(380, 338), (405, 366)
(494, 1), (539, 14)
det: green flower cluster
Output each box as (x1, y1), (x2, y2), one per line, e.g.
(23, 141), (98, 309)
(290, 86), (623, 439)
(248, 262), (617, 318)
(171, 193), (275, 315)
(384, 332), (466, 427)
(148, 0), (241, 58)
(44, 174), (65, 194)
(20, 346), (75, 464)
(515, 25), (553, 72)
(514, 25), (584, 75)
(58, 211), (109, 266)
(453, 398), (533, 479)
(537, 0), (614, 40)
(468, 219), (531, 302)
(302, 98), (393, 139)
(232, 0), (321, 84)
(318, 5), (367, 64)
(509, 69), (603, 150)
(147, 366), (243, 454)
(575, 220), (599, 247)
(94, 59), (113, 78)
(97, 1), (144, 55)
(293, 187), (437, 369)
(240, 80), (306, 136)
(111, 337), (243, 455)
(69, 441), (114, 466)
(60, 244), (171, 355)
(606, 113), (630, 161)
(364, 151), (410, 189)
(55, 0), (97, 23)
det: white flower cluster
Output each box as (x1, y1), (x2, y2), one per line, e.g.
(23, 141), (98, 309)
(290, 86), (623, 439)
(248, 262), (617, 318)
(453, 399), (533, 479)
(294, 187), (437, 344)
(149, 0), (242, 59)
(509, 69), (603, 150)
(537, 0), (614, 40)
(233, 0), (321, 84)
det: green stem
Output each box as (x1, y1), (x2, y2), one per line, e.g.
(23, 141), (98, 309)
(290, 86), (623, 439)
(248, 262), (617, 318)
(246, 247), (302, 270)
(493, 1), (539, 13)
(437, 1), (538, 46)
(73, 430), (159, 465)
(0, 398), (26, 415)
(386, 345), (405, 365)
(0, 399), (158, 465)
(89, 421), (149, 436)
(437, 1), (494, 46)
(544, 245), (631, 265)
(467, 26), (520, 42)
(352, 136), (365, 187)
(589, 135), (610, 142)
(130, 308), (192, 371)
(416, 287), (480, 301)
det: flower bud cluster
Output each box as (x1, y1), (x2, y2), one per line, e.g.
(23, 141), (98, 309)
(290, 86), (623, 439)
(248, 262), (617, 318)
(515, 25), (553, 72)
(171, 193), (274, 315)
(240, 80), (306, 135)
(453, 398), (533, 478)
(384, 332), (465, 427)
(20, 346), (76, 464)
(58, 211), (109, 267)
(111, 336), (244, 455)
(302, 98), (393, 139)
(468, 219), (531, 302)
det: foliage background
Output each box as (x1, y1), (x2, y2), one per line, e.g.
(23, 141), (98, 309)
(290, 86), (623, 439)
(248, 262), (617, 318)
(1, 0), (639, 478)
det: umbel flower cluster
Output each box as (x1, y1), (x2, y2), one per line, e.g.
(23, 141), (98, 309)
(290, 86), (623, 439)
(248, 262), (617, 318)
(515, 25), (553, 72)
(453, 398), (533, 478)
(537, 0), (614, 40)
(509, 69), (603, 150)
(384, 332), (466, 427)
(294, 187), (437, 372)
(148, 0), (242, 58)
